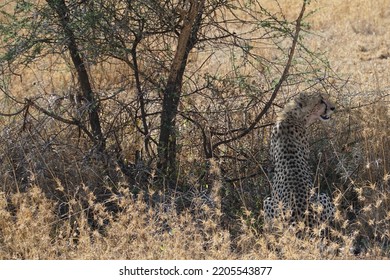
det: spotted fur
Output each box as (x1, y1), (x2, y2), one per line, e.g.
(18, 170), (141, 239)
(264, 92), (335, 227)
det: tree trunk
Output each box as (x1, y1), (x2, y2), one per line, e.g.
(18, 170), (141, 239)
(157, 0), (205, 187)
(47, 0), (105, 152)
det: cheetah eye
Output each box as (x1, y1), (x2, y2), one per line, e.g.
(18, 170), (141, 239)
(320, 99), (328, 108)
(321, 99), (335, 111)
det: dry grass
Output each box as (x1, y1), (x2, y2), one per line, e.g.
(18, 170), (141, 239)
(0, 0), (389, 259)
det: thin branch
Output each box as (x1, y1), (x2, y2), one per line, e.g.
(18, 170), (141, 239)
(211, 1), (307, 151)
(26, 98), (95, 142)
(0, 105), (28, 117)
(130, 22), (151, 158)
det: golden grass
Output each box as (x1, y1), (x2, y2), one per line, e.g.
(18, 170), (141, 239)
(0, 0), (389, 259)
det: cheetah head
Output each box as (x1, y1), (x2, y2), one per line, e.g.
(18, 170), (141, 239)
(296, 92), (335, 126)
(278, 92), (335, 126)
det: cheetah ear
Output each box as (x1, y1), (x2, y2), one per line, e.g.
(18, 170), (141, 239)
(295, 99), (303, 108)
(296, 93), (304, 108)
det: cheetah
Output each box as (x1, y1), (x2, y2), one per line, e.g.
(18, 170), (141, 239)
(264, 92), (335, 228)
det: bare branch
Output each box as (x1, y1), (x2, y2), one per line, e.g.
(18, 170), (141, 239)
(212, 1), (307, 151)
(26, 98), (95, 142)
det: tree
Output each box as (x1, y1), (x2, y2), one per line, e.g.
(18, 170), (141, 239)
(46, 0), (105, 152)
(1, 0), (324, 190)
(0, 0), (106, 151)
(156, 0), (205, 186)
